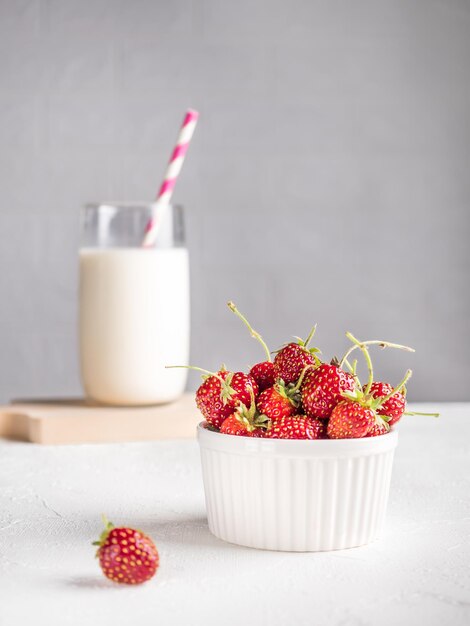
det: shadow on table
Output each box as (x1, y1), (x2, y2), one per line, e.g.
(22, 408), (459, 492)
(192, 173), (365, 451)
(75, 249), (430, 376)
(140, 515), (242, 551)
(130, 513), (262, 554)
(67, 576), (117, 590)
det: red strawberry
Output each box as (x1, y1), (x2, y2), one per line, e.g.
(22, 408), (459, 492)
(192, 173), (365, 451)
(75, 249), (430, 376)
(220, 414), (265, 437)
(94, 518), (159, 585)
(220, 414), (247, 435)
(367, 418), (390, 437)
(196, 369), (232, 427)
(256, 381), (299, 421)
(327, 400), (375, 439)
(195, 369), (258, 428)
(249, 361), (276, 392)
(365, 381), (406, 426)
(268, 415), (326, 440)
(301, 363), (356, 419)
(273, 327), (321, 385)
(220, 371), (259, 408)
(220, 394), (268, 437)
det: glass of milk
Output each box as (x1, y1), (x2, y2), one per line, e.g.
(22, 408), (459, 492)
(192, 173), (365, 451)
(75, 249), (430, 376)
(79, 202), (189, 405)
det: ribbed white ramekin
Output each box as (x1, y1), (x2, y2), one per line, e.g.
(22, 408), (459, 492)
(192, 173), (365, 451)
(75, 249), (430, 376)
(198, 424), (398, 552)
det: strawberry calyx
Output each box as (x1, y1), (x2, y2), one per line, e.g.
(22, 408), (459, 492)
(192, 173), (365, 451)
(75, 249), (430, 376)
(296, 324), (320, 352)
(342, 372), (411, 406)
(169, 363), (260, 413)
(167, 363), (238, 405)
(274, 325), (322, 365)
(273, 378), (302, 409)
(93, 515), (114, 547)
(233, 389), (269, 432)
(219, 372), (240, 405)
(168, 364), (253, 408)
(92, 515), (117, 557)
(372, 413), (391, 432)
(270, 363), (319, 412)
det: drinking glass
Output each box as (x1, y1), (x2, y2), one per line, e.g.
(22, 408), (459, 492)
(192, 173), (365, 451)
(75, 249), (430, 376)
(79, 202), (189, 405)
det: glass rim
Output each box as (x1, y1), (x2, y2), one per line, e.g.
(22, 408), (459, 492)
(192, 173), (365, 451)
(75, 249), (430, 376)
(84, 201), (182, 212)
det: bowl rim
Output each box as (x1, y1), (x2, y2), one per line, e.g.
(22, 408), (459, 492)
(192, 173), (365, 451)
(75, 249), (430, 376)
(197, 422), (398, 457)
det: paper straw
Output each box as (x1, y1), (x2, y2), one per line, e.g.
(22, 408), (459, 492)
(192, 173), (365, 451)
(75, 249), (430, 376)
(142, 109), (199, 247)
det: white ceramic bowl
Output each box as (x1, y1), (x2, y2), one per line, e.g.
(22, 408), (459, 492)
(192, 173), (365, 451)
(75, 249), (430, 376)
(198, 424), (398, 552)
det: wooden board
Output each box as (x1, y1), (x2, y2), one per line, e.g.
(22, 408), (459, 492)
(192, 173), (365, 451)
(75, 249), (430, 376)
(0, 393), (201, 445)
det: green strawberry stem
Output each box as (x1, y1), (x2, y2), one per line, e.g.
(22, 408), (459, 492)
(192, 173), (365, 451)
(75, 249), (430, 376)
(339, 339), (415, 369)
(166, 364), (226, 384)
(168, 364), (250, 407)
(101, 513), (112, 529)
(313, 353), (322, 367)
(291, 363), (318, 392)
(376, 369), (413, 407)
(342, 357), (361, 387)
(292, 326), (317, 349)
(93, 514), (115, 548)
(404, 411), (440, 417)
(303, 325), (317, 349)
(345, 332), (374, 395)
(291, 325), (321, 362)
(227, 301), (271, 362)
(275, 325), (321, 362)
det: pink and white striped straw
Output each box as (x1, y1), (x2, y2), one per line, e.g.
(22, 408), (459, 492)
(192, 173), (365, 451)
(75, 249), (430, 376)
(142, 109), (199, 247)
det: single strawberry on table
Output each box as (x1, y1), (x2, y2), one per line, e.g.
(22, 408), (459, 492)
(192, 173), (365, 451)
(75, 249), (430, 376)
(273, 326), (321, 385)
(94, 517), (159, 585)
(301, 362), (356, 419)
(267, 415), (326, 440)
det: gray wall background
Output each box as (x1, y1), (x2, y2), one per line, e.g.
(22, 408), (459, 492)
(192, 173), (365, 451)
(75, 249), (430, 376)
(0, 0), (469, 403)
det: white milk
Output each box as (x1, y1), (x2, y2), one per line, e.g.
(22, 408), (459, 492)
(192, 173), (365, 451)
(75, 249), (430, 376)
(79, 248), (189, 405)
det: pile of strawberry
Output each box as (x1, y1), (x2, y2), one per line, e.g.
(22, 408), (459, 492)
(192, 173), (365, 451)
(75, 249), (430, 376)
(186, 302), (437, 440)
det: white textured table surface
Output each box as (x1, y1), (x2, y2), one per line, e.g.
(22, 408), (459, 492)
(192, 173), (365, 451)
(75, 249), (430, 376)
(1, 403), (469, 626)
